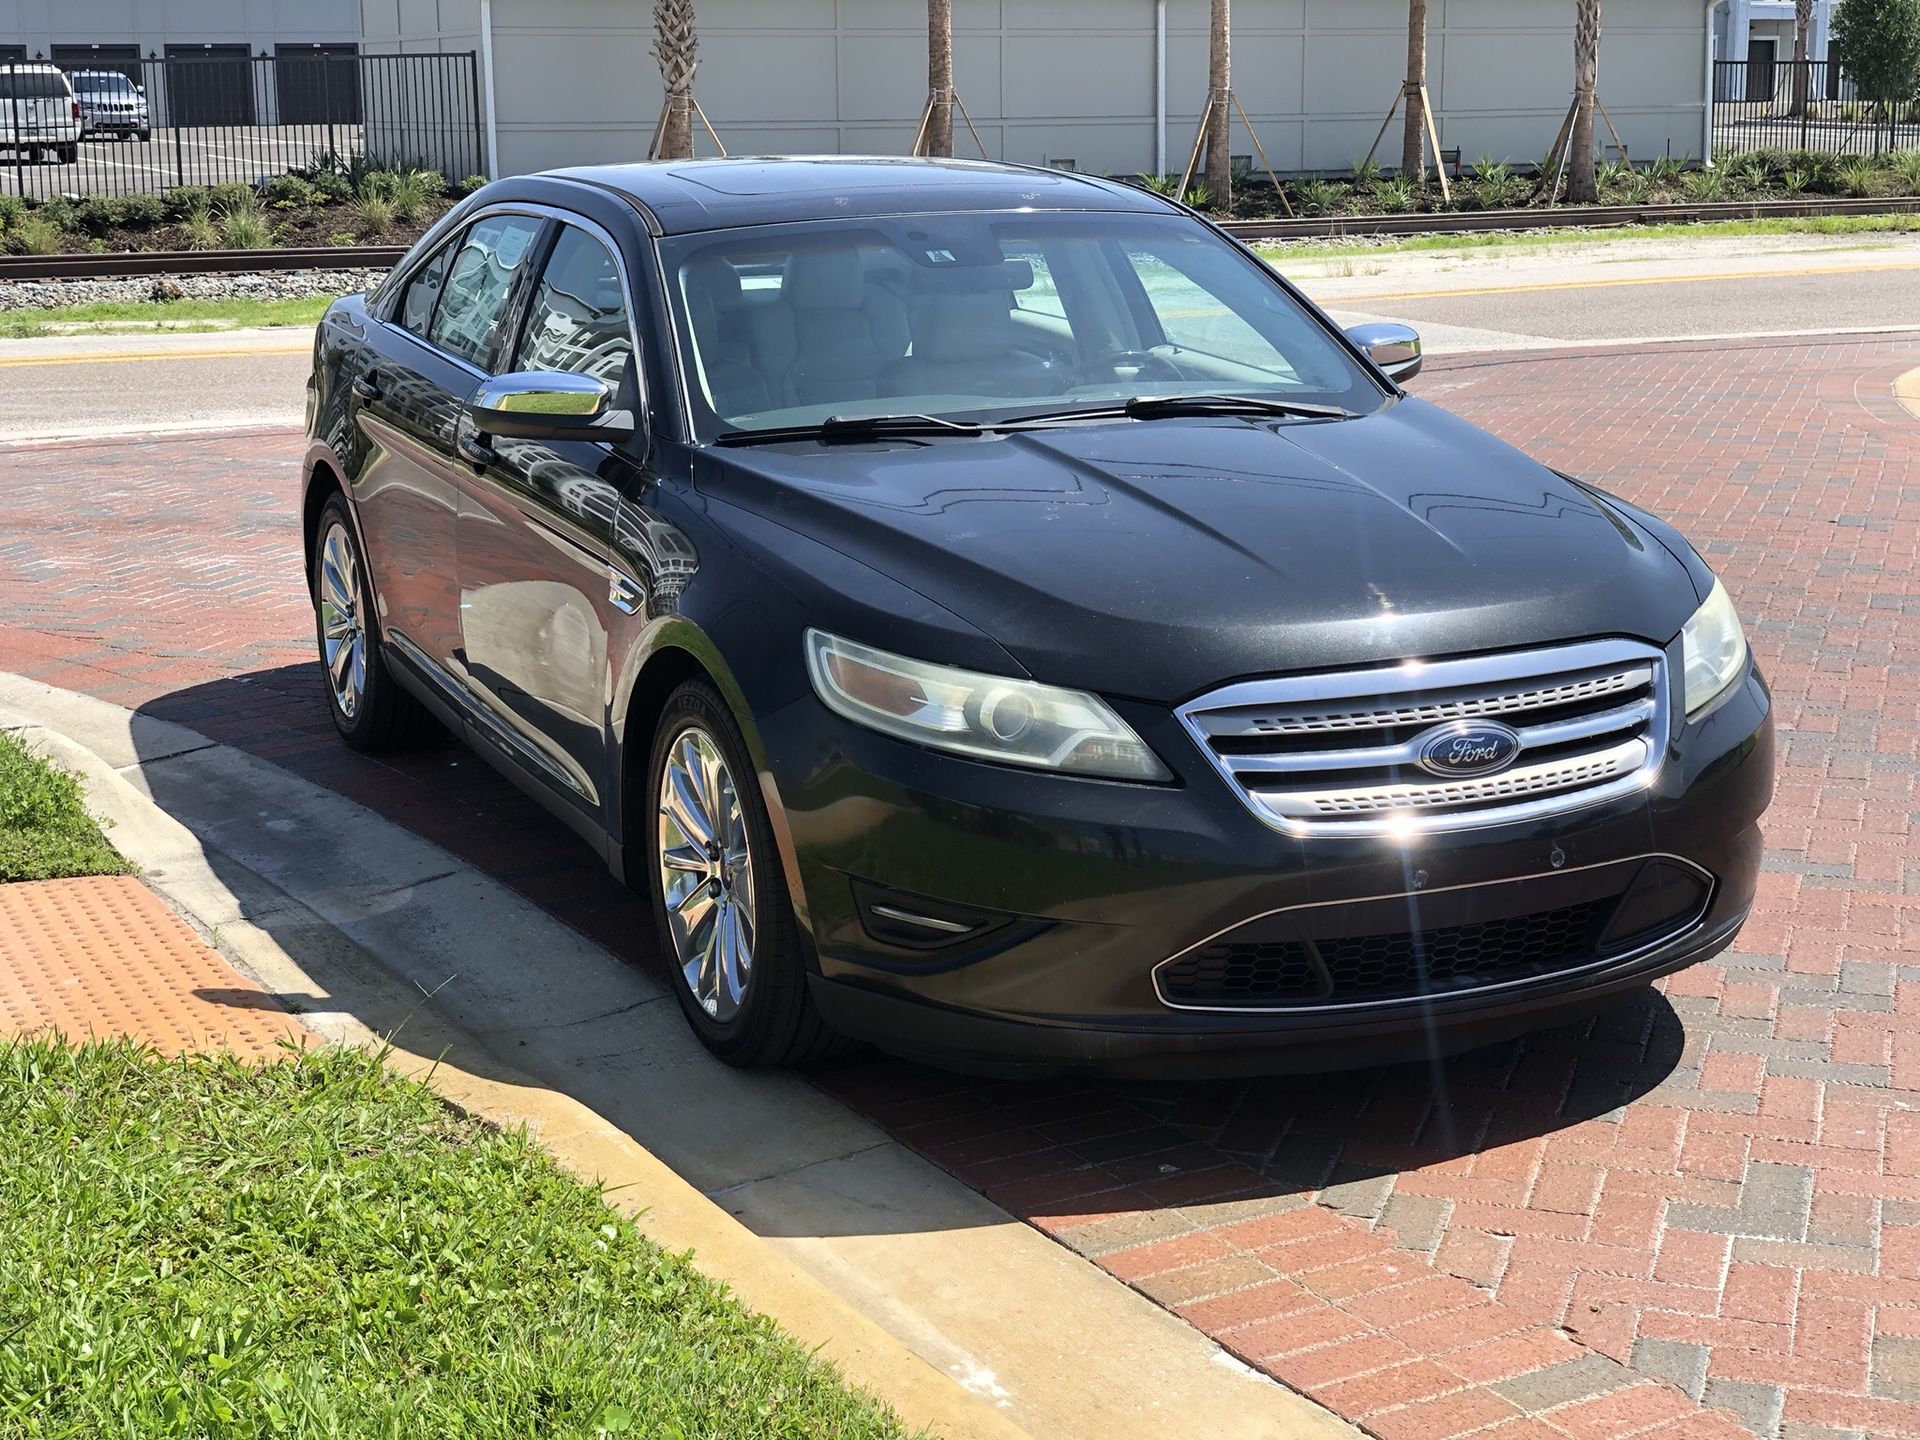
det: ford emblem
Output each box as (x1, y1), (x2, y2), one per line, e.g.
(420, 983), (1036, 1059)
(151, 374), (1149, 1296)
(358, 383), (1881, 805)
(1415, 720), (1522, 779)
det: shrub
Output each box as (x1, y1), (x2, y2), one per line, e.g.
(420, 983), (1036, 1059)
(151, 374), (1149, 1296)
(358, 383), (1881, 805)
(209, 181), (255, 216)
(355, 192), (396, 234)
(0, 194), (25, 232)
(1370, 176), (1419, 212)
(6, 216), (64, 256)
(261, 173), (322, 209)
(1781, 167), (1811, 193)
(220, 202), (274, 250)
(1682, 169), (1726, 200)
(326, 230), (359, 247)
(180, 203), (219, 250)
(1837, 158), (1883, 197)
(1292, 177), (1342, 215)
(117, 193), (165, 229)
(454, 173), (489, 197)
(386, 169), (436, 224)
(1888, 150), (1920, 194)
(163, 185), (210, 220)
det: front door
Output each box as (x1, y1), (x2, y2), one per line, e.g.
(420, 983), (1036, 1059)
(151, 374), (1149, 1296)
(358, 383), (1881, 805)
(455, 221), (642, 822)
(353, 212), (545, 681)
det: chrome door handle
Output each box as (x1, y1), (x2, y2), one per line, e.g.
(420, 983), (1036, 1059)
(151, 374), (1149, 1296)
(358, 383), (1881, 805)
(456, 431), (496, 467)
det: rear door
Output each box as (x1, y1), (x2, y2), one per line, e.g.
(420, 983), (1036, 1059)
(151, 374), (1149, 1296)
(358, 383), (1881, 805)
(454, 217), (644, 822)
(350, 211), (546, 686)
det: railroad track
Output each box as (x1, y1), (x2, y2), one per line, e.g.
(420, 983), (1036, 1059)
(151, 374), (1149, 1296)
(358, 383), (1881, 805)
(0, 195), (1914, 281)
(0, 245), (408, 282)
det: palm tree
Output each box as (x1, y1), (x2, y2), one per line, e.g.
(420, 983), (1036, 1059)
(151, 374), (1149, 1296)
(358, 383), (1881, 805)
(925, 0), (954, 157)
(1789, 0), (1815, 117)
(1565, 0), (1602, 202)
(653, 0), (698, 160)
(1401, 0), (1430, 180)
(1205, 0), (1232, 207)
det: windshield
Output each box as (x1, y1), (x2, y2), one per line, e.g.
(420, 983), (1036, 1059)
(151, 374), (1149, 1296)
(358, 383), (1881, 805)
(660, 211), (1386, 440)
(73, 74), (136, 95)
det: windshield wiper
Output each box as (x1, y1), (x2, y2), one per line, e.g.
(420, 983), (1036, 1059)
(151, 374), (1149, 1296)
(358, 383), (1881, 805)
(714, 412), (985, 447)
(1007, 394), (1356, 426)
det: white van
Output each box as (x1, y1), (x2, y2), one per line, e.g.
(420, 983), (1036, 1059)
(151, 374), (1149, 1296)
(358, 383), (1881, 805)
(0, 63), (83, 164)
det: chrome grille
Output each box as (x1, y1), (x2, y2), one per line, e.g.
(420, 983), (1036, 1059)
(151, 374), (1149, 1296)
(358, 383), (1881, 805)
(1177, 639), (1669, 837)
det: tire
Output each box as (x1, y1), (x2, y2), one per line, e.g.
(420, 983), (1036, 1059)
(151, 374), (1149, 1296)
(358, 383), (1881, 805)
(56, 144), (76, 164)
(136, 130), (150, 143)
(645, 678), (839, 1067)
(310, 494), (438, 752)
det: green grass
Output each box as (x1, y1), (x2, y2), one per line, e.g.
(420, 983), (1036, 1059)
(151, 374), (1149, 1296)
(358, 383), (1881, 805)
(1255, 212), (1920, 264)
(0, 733), (130, 882)
(0, 295), (330, 339)
(0, 1038), (915, 1440)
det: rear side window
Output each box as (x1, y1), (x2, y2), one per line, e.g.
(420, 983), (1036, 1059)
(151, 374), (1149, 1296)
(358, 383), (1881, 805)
(397, 237), (455, 339)
(0, 69), (71, 99)
(513, 225), (633, 385)
(428, 213), (544, 369)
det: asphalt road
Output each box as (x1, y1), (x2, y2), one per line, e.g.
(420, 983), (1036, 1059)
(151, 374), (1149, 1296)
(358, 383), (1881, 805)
(3, 235), (1918, 443)
(0, 125), (357, 200)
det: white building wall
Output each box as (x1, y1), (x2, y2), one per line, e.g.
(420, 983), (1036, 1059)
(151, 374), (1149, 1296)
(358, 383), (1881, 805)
(367, 0), (1713, 181)
(1, 0), (359, 55)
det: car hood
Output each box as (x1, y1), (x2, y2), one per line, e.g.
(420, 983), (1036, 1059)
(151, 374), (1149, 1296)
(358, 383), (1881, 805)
(703, 397), (1699, 702)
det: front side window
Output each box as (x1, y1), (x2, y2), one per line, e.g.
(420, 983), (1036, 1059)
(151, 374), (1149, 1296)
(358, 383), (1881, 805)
(659, 210), (1383, 439)
(397, 235), (456, 339)
(513, 225), (633, 385)
(428, 213), (544, 370)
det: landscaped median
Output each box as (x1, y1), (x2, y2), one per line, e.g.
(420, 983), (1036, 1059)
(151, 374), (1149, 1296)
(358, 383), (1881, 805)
(0, 738), (916, 1439)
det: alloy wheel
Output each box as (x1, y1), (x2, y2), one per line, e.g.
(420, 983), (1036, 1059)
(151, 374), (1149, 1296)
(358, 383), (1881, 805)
(657, 724), (756, 1022)
(317, 521), (367, 720)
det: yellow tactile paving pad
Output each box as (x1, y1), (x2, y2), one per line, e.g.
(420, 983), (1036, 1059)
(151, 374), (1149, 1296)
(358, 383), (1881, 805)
(0, 876), (306, 1059)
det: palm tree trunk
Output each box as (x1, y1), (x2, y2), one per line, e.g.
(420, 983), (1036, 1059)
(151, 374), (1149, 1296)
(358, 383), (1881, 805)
(1789, 0), (1813, 118)
(926, 0), (954, 157)
(1205, 0), (1232, 209)
(1566, 0), (1601, 203)
(653, 0), (698, 160)
(1401, 0), (1429, 180)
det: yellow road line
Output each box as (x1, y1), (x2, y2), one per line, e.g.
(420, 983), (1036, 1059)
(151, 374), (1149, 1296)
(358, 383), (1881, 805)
(0, 344), (310, 369)
(1327, 259), (1920, 305)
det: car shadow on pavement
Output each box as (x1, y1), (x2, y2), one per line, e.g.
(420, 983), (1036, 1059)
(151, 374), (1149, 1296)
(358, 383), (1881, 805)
(137, 669), (1686, 1239)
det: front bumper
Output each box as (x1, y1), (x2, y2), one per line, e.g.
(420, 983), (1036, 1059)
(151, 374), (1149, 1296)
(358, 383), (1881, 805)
(768, 664), (1773, 1077)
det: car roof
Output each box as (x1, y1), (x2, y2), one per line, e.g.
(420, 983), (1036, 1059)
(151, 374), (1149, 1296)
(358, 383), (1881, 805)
(539, 155), (1179, 235)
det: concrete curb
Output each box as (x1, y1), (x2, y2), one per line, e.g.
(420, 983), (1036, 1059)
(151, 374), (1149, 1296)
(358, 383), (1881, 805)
(0, 673), (1361, 1440)
(0, 698), (1031, 1440)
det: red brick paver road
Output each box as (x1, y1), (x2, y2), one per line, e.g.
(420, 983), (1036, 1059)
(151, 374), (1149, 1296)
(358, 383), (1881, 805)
(2, 335), (1916, 1440)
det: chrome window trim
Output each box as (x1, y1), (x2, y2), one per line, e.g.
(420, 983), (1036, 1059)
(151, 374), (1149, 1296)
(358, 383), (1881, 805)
(1151, 852), (1715, 1015)
(379, 202), (649, 419)
(1176, 638), (1670, 839)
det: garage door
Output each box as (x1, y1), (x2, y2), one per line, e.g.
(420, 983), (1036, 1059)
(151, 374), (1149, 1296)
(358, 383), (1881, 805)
(164, 44), (255, 126)
(275, 44), (360, 125)
(52, 43), (142, 86)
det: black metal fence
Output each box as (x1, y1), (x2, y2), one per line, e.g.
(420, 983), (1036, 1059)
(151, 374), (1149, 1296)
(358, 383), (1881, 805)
(1712, 59), (1920, 158)
(1, 51), (483, 201)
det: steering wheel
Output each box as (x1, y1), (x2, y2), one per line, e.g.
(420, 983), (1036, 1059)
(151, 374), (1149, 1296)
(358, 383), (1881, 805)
(1076, 349), (1186, 385)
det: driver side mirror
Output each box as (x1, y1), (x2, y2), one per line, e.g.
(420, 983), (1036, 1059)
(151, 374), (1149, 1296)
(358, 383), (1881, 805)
(468, 370), (637, 444)
(1344, 322), (1422, 383)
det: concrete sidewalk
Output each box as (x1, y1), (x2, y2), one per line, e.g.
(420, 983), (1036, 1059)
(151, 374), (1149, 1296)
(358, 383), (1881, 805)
(0, 676), (1354, 1440)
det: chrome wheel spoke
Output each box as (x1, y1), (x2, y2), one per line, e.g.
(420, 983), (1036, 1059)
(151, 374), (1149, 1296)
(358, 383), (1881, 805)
(657, 722), (755, 1026)
(317, 524), (365, 720)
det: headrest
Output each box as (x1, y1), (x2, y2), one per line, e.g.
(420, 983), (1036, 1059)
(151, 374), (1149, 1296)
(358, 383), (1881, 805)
(911, 293), (1015, 364)
(685, 259), (743, 310)
(785, 249), (866, 310)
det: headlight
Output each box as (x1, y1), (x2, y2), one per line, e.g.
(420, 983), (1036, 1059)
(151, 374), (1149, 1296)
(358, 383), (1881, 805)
(1680, 578), (1748, 716)
(805, 630), (1170, 781)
